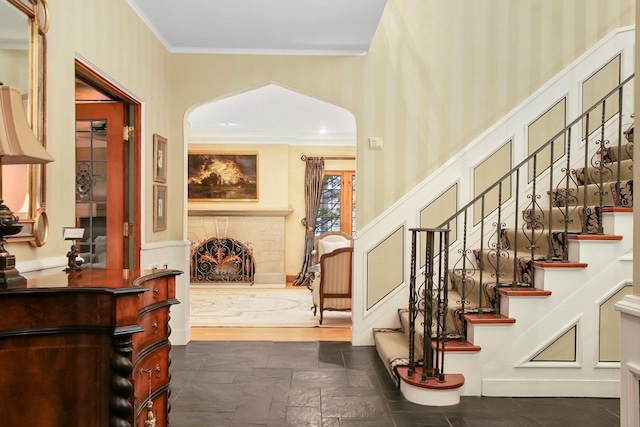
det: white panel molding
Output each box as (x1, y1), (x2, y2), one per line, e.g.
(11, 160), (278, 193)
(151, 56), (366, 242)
(351, 26), (635, 346)
(517, 314), (582, 368)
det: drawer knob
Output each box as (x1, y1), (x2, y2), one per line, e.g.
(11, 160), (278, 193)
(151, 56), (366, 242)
(152, 321), (158, 334)
(153, 287), (159, 296)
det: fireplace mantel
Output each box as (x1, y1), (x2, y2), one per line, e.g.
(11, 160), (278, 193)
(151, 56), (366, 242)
(188, 209), (293, 217)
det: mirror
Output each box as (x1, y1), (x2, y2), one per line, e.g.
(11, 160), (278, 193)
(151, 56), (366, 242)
(0, 0), (49, 246)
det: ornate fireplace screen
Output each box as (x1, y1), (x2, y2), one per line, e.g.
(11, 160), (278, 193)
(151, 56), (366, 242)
(191, 237), (255, 283)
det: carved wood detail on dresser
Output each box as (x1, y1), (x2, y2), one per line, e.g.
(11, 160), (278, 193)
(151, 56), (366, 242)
(0, 268), (181, 427)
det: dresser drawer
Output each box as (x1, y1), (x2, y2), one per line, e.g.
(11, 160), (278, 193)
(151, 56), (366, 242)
(133, 307), (169, 354)
(135, 391), (168, 427)
(137, 276), (170, 308)
(133, 343), (170, 419)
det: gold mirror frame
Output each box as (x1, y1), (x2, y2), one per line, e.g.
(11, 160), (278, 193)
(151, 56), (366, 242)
(5, 0), (49, 247)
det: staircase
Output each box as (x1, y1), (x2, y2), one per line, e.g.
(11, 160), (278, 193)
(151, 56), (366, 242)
(373, 71), (634, 404)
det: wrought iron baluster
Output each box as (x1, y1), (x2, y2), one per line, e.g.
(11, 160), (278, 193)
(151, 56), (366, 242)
(434, 230), (443, 377)
(615, 88), (624, 206)
(582, 113), (590, 235)
(562, 128), (572, 261)
(421, 229), (434, 382)
(512, 169), (520, 289)
(496, 182), (504, 315)
(596, 99), (607, 234)
(438, 228), (450, 382)
(477, 201), (484, 318)
(407, 229), (418, 378)
(408, 228), (451, 384)
(451, 209), (474, 341)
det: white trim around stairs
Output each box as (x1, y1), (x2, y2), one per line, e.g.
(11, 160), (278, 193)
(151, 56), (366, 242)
(616, 295), (640, 427)
(352, 26), (635, 346)
(400, 383), (462, 406)
(481, 378), (620, 398)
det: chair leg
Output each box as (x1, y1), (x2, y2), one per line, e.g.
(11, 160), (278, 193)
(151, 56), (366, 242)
(319, 311), (323, 325)
(313, 305), (317, 315)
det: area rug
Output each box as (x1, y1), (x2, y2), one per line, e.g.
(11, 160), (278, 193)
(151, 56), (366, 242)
(189, 286), (352, 328)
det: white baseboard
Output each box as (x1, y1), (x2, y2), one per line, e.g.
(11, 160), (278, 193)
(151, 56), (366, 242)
(169, 328), (191, 346)
(482, 379), (621, 397)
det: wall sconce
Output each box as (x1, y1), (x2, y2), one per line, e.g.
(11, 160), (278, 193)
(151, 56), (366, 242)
(0, 84), (54, 288)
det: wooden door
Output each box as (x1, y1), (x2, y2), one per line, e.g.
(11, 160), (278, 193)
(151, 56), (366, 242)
(75, 102), (126, 270)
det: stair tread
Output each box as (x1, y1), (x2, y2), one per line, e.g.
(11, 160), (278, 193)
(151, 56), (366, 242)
(432, 339), (481, 352)
(396, 367), (465, 390)
(575, 158), (633, 185)
(566, 234), (623, 241)
(533, 260), (588, 268)
(464, 312), (515, 324)
(498, 287), (551, 297)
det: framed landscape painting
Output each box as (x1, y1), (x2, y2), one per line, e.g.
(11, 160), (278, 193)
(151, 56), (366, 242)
(188, 152), (258, 201)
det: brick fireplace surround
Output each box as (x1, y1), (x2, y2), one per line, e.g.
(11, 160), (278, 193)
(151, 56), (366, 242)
(188, 210), (292, 285)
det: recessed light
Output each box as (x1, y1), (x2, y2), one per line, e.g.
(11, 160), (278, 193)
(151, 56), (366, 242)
(319, 127), (328, 135)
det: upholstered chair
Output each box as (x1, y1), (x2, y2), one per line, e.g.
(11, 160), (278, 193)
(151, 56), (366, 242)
(312, 231), (352, 265)
(311, 231), (353, 324)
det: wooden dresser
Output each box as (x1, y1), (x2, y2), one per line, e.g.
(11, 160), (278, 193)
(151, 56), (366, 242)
(0, 268), (181, 427)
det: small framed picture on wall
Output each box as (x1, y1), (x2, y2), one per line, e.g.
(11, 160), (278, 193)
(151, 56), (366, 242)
(153, 184), (167, 232)
(153, 134), (167, 183)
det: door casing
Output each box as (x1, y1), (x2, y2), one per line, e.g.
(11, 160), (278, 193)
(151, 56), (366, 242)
(75, 59), (141, 270)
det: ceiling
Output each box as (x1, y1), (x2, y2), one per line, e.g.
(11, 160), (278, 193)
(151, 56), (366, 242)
(126, 0), (387, 56)
(188, 84), (357, 144)
(126, 0), (387, 143)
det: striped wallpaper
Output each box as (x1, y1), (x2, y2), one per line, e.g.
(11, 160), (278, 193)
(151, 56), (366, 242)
(171, 0), (634, 229)
(13, 0), (635, 263)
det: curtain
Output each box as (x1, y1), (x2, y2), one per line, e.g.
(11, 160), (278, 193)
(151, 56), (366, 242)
(293, 157), (325, 286)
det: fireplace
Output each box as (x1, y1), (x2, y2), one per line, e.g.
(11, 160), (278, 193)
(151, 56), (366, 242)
(191, 237), (255, 283)
(188, 210), (292, 285)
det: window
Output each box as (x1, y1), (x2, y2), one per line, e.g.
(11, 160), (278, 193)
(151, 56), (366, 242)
(316, 171), (356, 235)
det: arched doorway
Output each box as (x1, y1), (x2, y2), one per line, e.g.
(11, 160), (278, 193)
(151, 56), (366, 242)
(185, 83), (356, 338)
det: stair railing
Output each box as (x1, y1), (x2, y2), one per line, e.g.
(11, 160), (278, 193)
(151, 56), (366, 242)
(407, 227), (450, 383)
(437, 74), (633, 340)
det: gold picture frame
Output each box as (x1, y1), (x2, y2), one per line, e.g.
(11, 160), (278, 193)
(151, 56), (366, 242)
(153, 134), (167, 183)
(153, 184), (167, 232)
(187, 152), (258, 201)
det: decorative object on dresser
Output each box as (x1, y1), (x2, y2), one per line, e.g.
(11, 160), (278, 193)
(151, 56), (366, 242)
(0, 85), (54, 288)
(0, 268), (182, 427)
(62, 226), (85, 272)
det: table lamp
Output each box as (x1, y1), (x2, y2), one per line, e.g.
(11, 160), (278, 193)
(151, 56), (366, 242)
(0, 84), (54, 288)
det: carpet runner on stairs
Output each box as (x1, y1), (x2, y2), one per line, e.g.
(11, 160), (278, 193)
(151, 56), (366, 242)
(373, 137), (633, 403)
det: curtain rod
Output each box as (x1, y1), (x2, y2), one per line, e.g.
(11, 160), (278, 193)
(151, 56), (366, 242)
(300, 155), (355, 161)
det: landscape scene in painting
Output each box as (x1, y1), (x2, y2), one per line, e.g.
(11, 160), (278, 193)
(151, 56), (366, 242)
(188, 153), (258, 200)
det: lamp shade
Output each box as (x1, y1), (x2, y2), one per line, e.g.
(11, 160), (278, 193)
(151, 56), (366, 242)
(0, 85), (54, 165)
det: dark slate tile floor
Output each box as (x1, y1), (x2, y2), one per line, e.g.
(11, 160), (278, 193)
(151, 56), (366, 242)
(168, 341), (620, 427)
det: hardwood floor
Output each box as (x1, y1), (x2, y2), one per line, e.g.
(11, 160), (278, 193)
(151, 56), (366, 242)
(189, 283), (351, 342)
(191, 326), (351, 341)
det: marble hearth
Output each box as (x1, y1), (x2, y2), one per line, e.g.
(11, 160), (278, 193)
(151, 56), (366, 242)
(188, 209), (292, 285)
